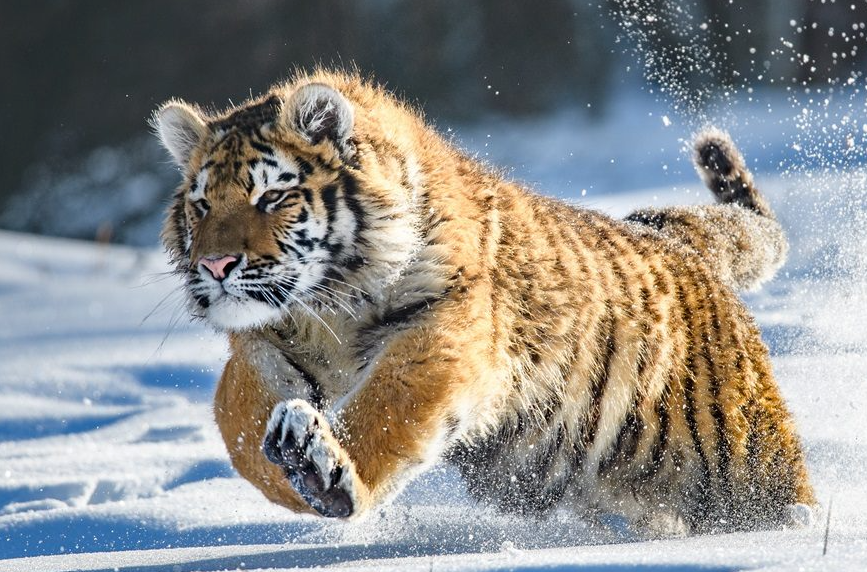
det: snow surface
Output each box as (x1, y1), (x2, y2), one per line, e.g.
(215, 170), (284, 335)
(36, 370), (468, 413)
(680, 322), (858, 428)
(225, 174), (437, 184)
(1, 154), (867, 571)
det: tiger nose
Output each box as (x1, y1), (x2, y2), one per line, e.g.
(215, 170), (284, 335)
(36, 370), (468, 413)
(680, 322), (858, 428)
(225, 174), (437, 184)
(199, 255), (240, 281)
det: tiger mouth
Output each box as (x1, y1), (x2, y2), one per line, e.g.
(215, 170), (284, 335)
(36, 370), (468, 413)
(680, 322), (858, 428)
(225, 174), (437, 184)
(193, 285), (285, 331)
(197, 283), (277, 309)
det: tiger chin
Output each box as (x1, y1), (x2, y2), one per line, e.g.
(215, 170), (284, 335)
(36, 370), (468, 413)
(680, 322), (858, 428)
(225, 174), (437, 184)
(152, 69), (815, 536)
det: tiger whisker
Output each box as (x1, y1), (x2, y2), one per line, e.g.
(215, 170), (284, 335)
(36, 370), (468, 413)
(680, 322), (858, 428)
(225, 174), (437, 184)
(136, 270), (182, 288)
(281, 289), (342, 344)
(141, 284), (187, 326)
(307, 287), (360, 320)
(151, 292), (192, 358)
(308, 281), (358, 302)
(249, 283), (284, 310)
(269, 276), (360, 319)
(320, 275), (370, 296)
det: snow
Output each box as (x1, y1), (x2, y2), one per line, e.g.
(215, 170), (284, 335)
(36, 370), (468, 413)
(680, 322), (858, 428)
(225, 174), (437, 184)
(1, 147), (867, 570)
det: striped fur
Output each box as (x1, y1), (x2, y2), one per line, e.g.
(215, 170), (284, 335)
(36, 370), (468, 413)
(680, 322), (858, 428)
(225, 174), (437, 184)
(153, 70), (814, 535)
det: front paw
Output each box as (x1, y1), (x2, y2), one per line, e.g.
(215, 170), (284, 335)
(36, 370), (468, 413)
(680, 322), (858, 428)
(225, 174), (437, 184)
(262, 399), (357, 518)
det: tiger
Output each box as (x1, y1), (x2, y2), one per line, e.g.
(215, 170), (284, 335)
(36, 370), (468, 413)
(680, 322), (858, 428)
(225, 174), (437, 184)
(152, 69), (815, 536)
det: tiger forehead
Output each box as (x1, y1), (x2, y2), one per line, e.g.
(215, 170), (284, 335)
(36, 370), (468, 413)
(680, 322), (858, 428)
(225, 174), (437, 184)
(199, 94), (285, 187)
(194, 136), (312, 203)
(208, 95), (281, 134)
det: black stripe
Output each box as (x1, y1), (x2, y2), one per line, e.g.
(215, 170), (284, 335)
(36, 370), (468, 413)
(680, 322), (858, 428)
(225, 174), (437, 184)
(728, 175), (763, 214)
(679, 282), (713, 505)
(301, 188), (313, 205)
(297, 158), (314, 177)
(698, 141), (734, 177)
(325, 241), (344, 256)
(344, 255), (365, 271)
(635, 285), (653, 381)
(209, 96), (280, 134)
(272, 197), (300, 213)
(443, 415), (461, 442)
(278, 240), (304, 259)
(625, 210), (668, 231)
(634, 342), (649, 383)
(278, 172), (297, 183)
(354, 294), (444, 358)
(600, 284), (652, 474)
(376, 298), (435, 328)
(580, 305), (617, 450)
(321, 185), (338, 226)
(250, 141), (274, 155)
(192, 292), (210, 309)
(620, 403), (643, 461)
(340, 172), (368, 234)
(683, 363), (712, 482)
(172, 202), (187, 254)
(706, 292), (732, 501)
(446, 414), (525, 504)
(568, 429), (587, 485)
(510, 425), (568, 514)
(293, 229), (316, 252)
(647, 383), (670, 477)
(531, 425), (565, 486)
(598, 393), (642, 476)
(744, 396), (760, 478)
(537, 427), (568, 511)
(244, 286), (273, 305)
(278, 351), (324, 411)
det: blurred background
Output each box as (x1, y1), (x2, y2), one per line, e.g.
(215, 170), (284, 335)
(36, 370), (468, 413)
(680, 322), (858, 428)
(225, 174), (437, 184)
(2, 0), (866, 245)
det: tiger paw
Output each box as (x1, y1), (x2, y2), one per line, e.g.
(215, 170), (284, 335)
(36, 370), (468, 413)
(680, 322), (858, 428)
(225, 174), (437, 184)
(262, 399), (358, 518)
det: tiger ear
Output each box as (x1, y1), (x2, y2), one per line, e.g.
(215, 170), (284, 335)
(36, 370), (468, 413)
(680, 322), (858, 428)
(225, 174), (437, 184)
(151, 100), (208, 167)
(281, 83), (354, 157)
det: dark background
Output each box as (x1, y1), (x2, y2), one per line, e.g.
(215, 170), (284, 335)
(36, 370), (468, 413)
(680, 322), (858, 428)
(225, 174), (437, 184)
(2, 0), (864, 243)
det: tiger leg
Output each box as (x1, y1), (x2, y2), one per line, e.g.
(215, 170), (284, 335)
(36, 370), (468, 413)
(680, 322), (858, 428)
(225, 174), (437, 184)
(737, 344), (816, 527)
(626, 128), (788, 292)
(214, 348), (317, 515)
(262, 328), (477, 518)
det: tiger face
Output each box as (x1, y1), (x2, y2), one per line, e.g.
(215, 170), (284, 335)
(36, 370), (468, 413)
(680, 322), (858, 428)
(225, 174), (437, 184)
(154, 84), (379, 331)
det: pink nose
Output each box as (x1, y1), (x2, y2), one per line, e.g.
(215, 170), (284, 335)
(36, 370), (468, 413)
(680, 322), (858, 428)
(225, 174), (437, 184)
(199, 255), (239, 280)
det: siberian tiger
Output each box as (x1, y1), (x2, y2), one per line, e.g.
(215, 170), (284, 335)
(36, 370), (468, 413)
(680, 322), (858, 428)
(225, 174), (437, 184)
(153, 69), (814, 536)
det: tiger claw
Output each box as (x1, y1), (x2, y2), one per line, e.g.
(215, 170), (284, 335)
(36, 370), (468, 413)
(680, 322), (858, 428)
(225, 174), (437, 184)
(262, 399), (357, 518)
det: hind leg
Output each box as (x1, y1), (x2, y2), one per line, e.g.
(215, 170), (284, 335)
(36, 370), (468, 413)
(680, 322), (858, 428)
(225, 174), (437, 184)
(739, 363), (817, 526)
(626, 128), (788, 292)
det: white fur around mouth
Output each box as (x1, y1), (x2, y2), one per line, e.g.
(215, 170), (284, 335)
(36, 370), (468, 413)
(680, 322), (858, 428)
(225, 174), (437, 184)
(202, 294), (283, 331)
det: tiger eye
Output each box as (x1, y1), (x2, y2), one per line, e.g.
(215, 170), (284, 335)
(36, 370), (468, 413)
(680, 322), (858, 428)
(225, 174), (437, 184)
(261, 190), (285, 203)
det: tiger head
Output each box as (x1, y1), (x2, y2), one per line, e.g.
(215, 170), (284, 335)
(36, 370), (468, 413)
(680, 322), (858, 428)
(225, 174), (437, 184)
(153, 77), (421, 331)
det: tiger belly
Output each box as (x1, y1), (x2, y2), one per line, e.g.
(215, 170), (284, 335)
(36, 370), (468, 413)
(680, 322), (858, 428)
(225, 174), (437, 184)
(448, 415), (577, 515)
